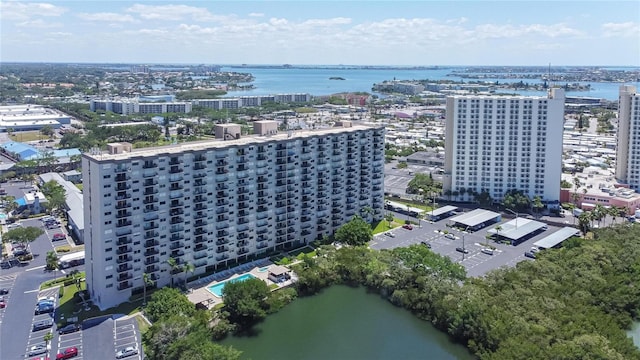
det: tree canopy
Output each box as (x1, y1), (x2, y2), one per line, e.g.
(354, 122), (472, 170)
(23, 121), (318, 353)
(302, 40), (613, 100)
(145, 287), (196, 323)
(3, 226), (44, 244)
(222, 277), (270, 328)
(333, 215), (372, 246)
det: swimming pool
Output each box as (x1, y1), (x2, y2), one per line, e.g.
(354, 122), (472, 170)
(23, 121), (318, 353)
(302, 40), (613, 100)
(0, 213), (6, 220)
(207, 273), (257, 297)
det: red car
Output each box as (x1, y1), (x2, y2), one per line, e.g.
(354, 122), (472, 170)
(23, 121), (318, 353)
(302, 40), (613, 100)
(52, 233), (66, 241)
(0, 298), (6, 308)
(56, 347), (78, 360)
(402, 224), (413, 230)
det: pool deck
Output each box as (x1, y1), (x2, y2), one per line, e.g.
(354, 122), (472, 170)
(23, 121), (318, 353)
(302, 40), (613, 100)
(186, 259), (296, 309)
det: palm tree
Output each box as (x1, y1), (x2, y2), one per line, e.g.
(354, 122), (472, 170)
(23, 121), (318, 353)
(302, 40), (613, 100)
(578, 211), (592, 234)
(183, 262), (195, 288)
(360, 206), (374, 221)
(572, 177), (582, 206)
(493, 225), (503, 245)
(43, 331), (53, 349)
(46, 251), (59, 276)
(166, 257), (181, 288)
(142, 272), (153, 306)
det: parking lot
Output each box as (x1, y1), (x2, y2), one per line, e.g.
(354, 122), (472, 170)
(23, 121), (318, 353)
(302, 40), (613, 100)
(114, 318), (142, 359)
(0, 273), (17, 325)
(370, 216), (553, 277)
(25, 287), (59, 358)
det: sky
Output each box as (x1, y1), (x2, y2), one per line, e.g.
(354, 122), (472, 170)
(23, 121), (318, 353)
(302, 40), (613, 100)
(1, 0), (639, 66)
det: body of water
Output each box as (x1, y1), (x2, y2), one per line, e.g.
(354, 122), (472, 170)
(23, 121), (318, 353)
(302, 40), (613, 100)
(221, 285), (474, 360)
(222, 66), (639, 101)
(208, 273), (256, 297)
(629, 321), (640, 349)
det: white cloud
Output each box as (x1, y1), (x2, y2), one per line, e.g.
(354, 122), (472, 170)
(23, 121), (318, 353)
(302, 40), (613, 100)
(300, 17), (351, 27)
(125, 4), (229, 22)
(248, 13), (264, 18)
(16, 19), (62, 28)
(0, 1), (67, 21)
(601, 22), (640, 38)
(77, 12), (137, 23)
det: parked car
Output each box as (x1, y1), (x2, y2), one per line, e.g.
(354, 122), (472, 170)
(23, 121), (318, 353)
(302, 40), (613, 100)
(30, 356), (50, 360)
(115, 346), (139, 359)
(420, 241), (432, 248)
(56, 346), (78, 359)
(28, 344), (48, 357)
(481, 248), (494, 255)
(46, 223), (60, 230)
(402, 224), (413, 230)
(524, 251), (537, 259)
(0, 298), (6, 308)
(7, 223), (22, 230)
(0, 288), (8, 295)
(58, 323), (80, 335)
(444, 233), (455, 240)
(52, 233), (66, 241)
(35, 303), (54, 315)
(455, 247), (469, 254)
(384, 232), (395, 238)
(33, 319), (54, 332)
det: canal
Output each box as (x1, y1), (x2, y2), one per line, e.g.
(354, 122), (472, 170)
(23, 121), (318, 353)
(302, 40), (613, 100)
(221, 285), (474, 360)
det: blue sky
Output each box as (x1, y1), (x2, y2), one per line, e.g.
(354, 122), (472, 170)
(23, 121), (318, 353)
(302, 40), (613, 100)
(1, 1), (639, 66)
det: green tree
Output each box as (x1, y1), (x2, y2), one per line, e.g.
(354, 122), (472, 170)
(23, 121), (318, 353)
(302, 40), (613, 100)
(3, 226), (44, 250)
(222, 277), (270, 328)
(532, 195), (544, 218)
(43, 331), (53, 349)
(334, 215), (372, 246)
(145, 287), (196, 323)
(46, 250), (59, 272)
(166, 257), (181, 288)
(384, 213), (394, 228)
(40, 125), (55, 139)
(142, 272), (153, 306)
(183, 262), (195, 287)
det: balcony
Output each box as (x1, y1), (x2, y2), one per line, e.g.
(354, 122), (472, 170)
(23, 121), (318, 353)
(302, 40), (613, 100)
(216, 239), (230, 246)
(170, 200), (184, 208)
(144, 257), (159, 265)
(116, 220), (132, 228)
(115, 201), (131, 210)
(194, 236), (206, 244)
(117, 272), (133, 282)
(116, 256), (132, 264)
(194, 244), (208, 252)
(194, 204), (207, 211)
(115, 211), (131, 219)
(143, 223), (159, 231)
(144, 231), (159, 240)
(116, 246), (132, 255)
(169, 242), (184, 250)
(144, 248), (159, 257)
(216, 254), (229, 261)
(170, 225), (184, 233)
(217, 246), (229, 253)
(143, 206), (158, 213)
(145, 265), (159, 273)
(237, 247), (249, 255)
(169, 166), (183, 174)
(117, 264), (132, 273)
(115, 193), (131, 201)
(193, 251), (208, 260)
(171, 250), (185, 258)
(194, 220), (208, 227)
(169, 184), (183, 191)
(170, 216), (184, 225)
(143, 161), (157, 169)
(143, 197), (158, 204)
(114, 166), (129, 174)
(194, 228), (206, 236)
(143, 171), (157, 178)
(117, 282), (132, 291)
(116, 183), (131, 191)
(144, 240), (159, 248)
(117, 237), (132, 246)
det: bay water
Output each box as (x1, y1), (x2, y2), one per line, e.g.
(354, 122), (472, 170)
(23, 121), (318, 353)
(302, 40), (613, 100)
(221, 285), (474, 360)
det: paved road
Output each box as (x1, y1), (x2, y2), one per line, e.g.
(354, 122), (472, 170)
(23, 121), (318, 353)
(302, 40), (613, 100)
(370, 216), (560, 277)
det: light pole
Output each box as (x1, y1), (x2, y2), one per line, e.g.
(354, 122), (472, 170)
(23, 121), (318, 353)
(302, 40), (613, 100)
(462, 234), (466, 261)
(506, 208), (519, 229)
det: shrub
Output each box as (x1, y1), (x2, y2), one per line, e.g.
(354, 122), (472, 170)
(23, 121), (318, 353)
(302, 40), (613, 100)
(58, 286), (64, 298)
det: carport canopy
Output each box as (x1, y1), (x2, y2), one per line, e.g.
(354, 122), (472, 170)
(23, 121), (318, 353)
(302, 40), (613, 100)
(427, 205), (459, 219)
(449, 209), (501, 228)
(487, 218), (546, 240)
(533, 227), (580, 249)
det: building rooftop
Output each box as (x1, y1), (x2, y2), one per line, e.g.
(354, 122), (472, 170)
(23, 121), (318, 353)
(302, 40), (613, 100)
(84, 124), (382, 162)
(449, 209), (501, 227)
(487, 218), (546, 240)
(533, 227), (580, 249)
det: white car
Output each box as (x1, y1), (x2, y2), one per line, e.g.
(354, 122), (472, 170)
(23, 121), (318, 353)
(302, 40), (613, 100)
(444, 233), (455, 240)
(116, 346), (139, 359)
(7, 223), (21, 230)
(481, 248), (494, 255)
(28, 344), (48, 356)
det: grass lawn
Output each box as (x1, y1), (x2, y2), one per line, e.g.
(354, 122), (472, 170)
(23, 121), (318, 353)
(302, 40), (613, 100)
(372, 218), (405, 234)
(41, 271), (85, 290)
(9, 131), (47, 142)
(134, 314), (150, 334)
(56, 282), (144, 325)
(54, 244), (84, 253)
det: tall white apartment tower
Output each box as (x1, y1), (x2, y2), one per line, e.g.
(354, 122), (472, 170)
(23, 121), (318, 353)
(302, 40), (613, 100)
(615, 85), (640, 190)
(443, 89), (565, 204)
(82, 122), (385, 309)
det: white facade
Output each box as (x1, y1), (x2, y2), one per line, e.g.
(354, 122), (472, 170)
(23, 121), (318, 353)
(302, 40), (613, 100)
(443, 89), (565, 203)
(82, 125), (385, 309)
(615, 85), (640, 190)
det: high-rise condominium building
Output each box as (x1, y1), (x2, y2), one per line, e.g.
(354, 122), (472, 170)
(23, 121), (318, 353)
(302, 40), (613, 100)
(82, 122), (385, 309)
(615, 85), (640, 190)
(443, 89), (565, 204)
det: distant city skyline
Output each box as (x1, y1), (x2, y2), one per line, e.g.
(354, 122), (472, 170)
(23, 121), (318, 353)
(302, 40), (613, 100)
(1, 1), (639, 66)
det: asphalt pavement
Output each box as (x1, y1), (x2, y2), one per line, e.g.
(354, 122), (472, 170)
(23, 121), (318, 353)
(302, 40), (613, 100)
(369, 215), (559, 277)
